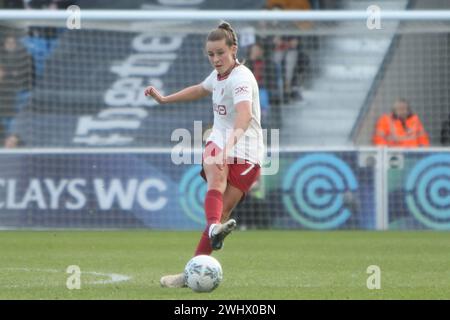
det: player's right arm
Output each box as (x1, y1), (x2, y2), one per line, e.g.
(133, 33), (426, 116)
(144, 84), (210, 105)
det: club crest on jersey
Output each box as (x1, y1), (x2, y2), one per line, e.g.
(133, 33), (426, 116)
(213, 103), (227, 115)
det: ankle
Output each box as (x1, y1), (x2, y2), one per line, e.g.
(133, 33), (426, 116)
(208, 223), (218, 238)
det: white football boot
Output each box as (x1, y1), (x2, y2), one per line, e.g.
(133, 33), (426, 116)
(160, 273), (186, 288)
(209, 219), (237, 250)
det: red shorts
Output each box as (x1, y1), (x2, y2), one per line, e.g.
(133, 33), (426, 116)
(200, 141), (261, 195)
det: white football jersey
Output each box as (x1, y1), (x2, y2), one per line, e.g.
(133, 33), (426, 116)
(202, 64), (265, 165)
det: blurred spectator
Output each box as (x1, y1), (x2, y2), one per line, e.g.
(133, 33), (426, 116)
(440, 114), (450, 146)
(21, 0), (75, 78)
(1, 34), (34, 87)
(0, 63), (15, 133)
(1, 33), (34, 87)
(0, 34), (33, 133)
(4, 133), (24, 148)
(265, 1), (311, 103)
(246, 43), (278, 127)
(373, 99), (430, 147)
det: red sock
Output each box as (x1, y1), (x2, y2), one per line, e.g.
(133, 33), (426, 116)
(204, 189), (223, 225)
(194, 229), (212, 256)
(194, 189), (223, 256)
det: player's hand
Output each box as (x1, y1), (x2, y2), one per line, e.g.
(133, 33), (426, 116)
(214, 151), (227, 171)
(144, 86), (167, 104)
(204, 151), (227, 171)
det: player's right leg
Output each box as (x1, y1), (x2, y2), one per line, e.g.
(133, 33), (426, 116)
(160, 184), (240, 288)
(161, 159), (227, 288)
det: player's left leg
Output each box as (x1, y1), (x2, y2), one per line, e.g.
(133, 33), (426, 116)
(193, 154), (229, 256)
(193, 181), (241, 255)
(160, 273), (186, 288)
(220, 183), (243, 223)
(207, 183), (243, 250)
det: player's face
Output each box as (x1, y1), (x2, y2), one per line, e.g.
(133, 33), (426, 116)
(206, 39), (237, 75)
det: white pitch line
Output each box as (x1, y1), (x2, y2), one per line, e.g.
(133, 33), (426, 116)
(82, 271), (131, 284)
(0, 267), (132, 286)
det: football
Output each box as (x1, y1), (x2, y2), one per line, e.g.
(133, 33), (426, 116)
(184, 255), (223, 292)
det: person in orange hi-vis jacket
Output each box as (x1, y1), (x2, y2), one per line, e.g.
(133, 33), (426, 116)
(373, 98), (430, 147)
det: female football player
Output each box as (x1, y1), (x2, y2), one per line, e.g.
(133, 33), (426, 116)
(145, 21), (264, 288)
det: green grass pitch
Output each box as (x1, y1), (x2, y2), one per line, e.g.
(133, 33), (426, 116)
(0, 230), (449, 299)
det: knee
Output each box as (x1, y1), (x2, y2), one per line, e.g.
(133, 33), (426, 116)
(207, 174), (227, 192)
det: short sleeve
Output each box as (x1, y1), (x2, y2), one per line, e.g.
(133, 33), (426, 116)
(201, 71), (215, 92)
(232, 76), (253, 105)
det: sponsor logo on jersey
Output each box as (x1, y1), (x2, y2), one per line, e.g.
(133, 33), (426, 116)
(213, 103), (227, 115)
(235, 86), (249, 95)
